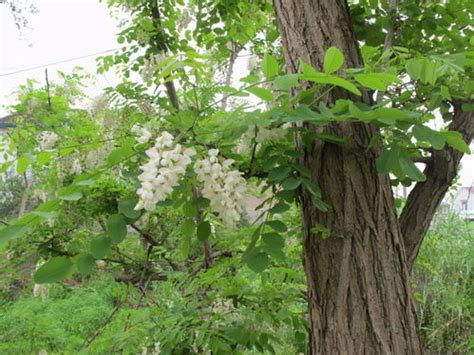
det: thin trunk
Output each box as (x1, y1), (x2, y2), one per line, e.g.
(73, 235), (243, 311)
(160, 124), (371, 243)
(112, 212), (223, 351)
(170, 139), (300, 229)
(400, 99), (474, 272)
(273, 0), (422, 353)
(221, 42), (240, 111)
(18, 171), (33, 217)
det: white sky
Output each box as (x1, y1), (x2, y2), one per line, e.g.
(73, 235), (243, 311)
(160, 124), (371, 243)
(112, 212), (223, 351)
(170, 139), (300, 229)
(0, 0), (472, 187)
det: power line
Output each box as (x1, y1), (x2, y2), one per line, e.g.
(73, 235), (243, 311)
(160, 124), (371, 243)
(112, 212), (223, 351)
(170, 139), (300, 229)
(0, 48), (121, 77)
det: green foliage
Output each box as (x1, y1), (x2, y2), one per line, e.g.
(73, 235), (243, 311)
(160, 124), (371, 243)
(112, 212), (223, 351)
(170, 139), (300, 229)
(0, 276), (119, 353)
(414, 213), (474, 354)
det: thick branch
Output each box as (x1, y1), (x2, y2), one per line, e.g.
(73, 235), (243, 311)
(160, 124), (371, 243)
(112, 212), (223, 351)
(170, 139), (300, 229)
(400, 100), (474, 272)
(150, 1), (180, 112)
(221, 42), (241, 111)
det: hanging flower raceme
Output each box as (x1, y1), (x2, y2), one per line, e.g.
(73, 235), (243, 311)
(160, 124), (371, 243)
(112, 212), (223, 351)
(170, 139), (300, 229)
(38, 131), (59, 150)
(135, 131), (196, 211)
(131, 124), (152, 144)
(194, 149), (247, 228)
(140, 53), (167, 85)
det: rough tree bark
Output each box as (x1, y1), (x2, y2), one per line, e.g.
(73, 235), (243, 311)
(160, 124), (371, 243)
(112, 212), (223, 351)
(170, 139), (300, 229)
(273, 0), (422, 353)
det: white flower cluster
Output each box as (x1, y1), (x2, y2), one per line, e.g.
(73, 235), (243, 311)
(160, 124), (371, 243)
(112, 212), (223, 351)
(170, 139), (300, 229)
(38, 131), (59, 150)
(176, 9), (192, 31)
(141, 53), (167, 85)
(85, 143), (112, 169)
(135, 131), (196, 211)
(70, 158), (82, 175)
(194, 149), (247, 227)
(255, 127), (287, 144)
(211, 297), (234, 315)
(132, 124), (152, 144)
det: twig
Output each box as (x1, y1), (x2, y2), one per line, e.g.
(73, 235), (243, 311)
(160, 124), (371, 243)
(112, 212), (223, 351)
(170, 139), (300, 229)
(189, 250), (235, 276)
(45, 68), (52, 109)
(131, 224), (159, 246)
(82, 297), (126, 348)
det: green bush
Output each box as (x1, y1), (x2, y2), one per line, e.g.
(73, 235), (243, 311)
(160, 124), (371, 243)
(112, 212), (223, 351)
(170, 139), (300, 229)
(414, 213), (473, 353)
(0, 276), (117, 353)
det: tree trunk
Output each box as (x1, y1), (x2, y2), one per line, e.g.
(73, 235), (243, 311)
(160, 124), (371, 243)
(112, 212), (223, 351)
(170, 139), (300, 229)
(273, 0), (422, 353)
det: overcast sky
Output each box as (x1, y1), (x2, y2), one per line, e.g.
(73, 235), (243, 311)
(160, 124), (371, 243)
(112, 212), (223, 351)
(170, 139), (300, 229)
(0, 0), (472, 187)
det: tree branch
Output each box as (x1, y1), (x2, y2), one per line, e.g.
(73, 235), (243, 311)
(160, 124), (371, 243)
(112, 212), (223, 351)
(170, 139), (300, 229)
(131, 223), (159, 246)
(400, 100), (474, 272)
(221, 41), (241, 111)
(150, 0), (180, 112)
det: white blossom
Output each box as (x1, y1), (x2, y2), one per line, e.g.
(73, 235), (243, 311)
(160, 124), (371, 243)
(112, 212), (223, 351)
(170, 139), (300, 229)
(132, 124), (153, 144)
(255, 127), (287, 144)
(135, 131), (196, 211)
(38, 131), (59, 150)
(194, 149), (247, 227)
(70, 158), (82, 175)
(140, 53), (167, 85)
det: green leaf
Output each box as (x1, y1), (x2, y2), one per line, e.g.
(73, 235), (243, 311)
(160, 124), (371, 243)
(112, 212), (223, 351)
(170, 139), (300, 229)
(246, 87), (274, 101)
(107, 138), (135, 165)
(32, 211), (57, 219)
(262, 155), (279, 171)
(400, 155), (426, 181)
(375, 108), (410, 125)
(302, 179), (321, 198)
(240, 74), (260, 83)
(266, 220), (288, 233)
(181, 219), (195, 237)
(311, 224), (331, 239)
(34, 257), (73, 284)
(0, 224), (29, 245)
(440, 131), (471, 153)
(406, 59), (423, 80)
(59, 186), (83, 201)
(183, 202), (197, 217)
(261, 53), (279, 79)
(281, 177), (301, 190)
(75, 254), (96, 277)
(313, 197), (329, 212)
(118, 196), (141, 219)
(37, 151), (53, 165)
(376, 145), (401, 175)
(274, 74), (299, 90)
(323, 47), (344, 74)
(59, 191), (83, 201)
(107, 214), (127, 243)
(197, 221), (211, 241)
(268, 165), (291, 182)
(16, 156), (29, 174)
(262, 241), (286, 261)
(284, 105), (327, 123)
(353, 73), (398, 91)
(90, 235), (112, 260)
(141, 18), (155, 32)
(300, 60), (319, 77)
(246, 252), (269, 273)
(262, 232), (285, 249)
(412, 125), (445, 150)
(304, 74), (361, 96)
(269, 202), (290, 214)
